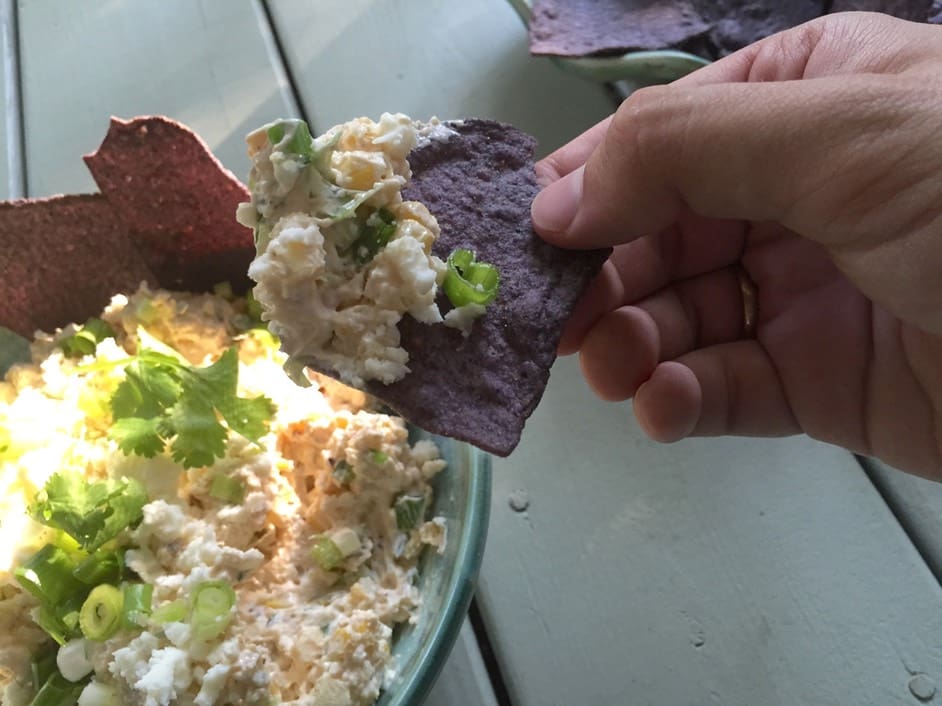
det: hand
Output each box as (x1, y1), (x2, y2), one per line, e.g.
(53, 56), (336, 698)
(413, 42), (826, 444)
(531, 12), (942, 478)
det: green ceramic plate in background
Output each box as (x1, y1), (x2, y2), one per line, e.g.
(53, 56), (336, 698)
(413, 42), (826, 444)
(506, 0), (710, 86)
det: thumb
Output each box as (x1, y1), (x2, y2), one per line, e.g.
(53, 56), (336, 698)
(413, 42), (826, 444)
(530, 74), (922, 250)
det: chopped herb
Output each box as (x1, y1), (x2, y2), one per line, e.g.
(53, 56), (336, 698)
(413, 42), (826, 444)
(29, 473), (147, 553)
(394, 494), (427, 531)
(210, 473), (246, 504)
(14, 544), (85, 606)
(190, 580), (236, 641)
(59, 317), (115, 359)
(332, 459), (354, 486)
(245, 289), (265, 326)
(108, 347), (276, 469)
(122, 583), (154, 629)
(332, 184), (383, 221)
(311, 536), (344, 572)
(30, 650), (58, 694)
(29, 670), (86, 706)
(351, 209), (397, 264)
(151, 599), (187, 625)
(267, 119), (314, 161)
(79, 584), (123, 641)
(72, 551), (123, 586)
(369, 449), (388, 464)
(443, 249), (500, 308)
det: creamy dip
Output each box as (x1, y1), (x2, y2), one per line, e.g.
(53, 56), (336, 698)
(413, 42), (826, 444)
(238, 114), (486, 390)
(0, 285), (446, 706)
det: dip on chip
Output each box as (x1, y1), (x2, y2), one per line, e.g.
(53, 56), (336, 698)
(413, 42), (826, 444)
(238, 115), (464, 389)
(240, 115), (609, 457)
(527, 0), (942, 60)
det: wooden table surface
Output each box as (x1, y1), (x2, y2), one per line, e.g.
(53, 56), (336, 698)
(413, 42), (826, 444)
(5, 2), (942, 705)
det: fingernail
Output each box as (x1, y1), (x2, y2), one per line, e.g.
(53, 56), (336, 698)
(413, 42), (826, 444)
(531, 165), (583, 236)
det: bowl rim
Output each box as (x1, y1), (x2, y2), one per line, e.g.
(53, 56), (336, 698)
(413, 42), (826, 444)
(380, 441), (493, 705)
(506, 0), (711, 84)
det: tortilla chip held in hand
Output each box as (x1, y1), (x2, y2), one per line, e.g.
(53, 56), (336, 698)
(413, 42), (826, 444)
(242, 115), (610, 456)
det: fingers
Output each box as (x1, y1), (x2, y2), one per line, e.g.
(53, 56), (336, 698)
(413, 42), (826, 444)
(534, 75), (909, 250)
(633, 345), (800, 443)
(577, 265), (748, 400)
(534, 117), (611, 187)
(558, 215), (746, 355)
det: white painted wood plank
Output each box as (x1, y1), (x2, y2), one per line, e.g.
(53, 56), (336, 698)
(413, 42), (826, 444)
(18, 3), (498, 703)
(0, 0), (21, 199)
(265, 0), (614, 157)
(424, 620), (499, 706)
(18, 0), (297, 198)
(478, 356), (942, 706)
(862, 458), (942, 579)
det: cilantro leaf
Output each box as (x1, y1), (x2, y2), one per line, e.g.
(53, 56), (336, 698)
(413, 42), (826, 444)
(30, 472), (148, 552)
(217, 396), (276, 444)
(107, 346), (274, 469)
(111, 417), (164, 458)
(167, 392), (227, 468)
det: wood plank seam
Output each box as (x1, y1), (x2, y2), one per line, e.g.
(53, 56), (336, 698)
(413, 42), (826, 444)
(0, 0), (24, 198)
(858, 454), (942, 585)
(469, 598), (514, 706)
(253, 0), (306, 122)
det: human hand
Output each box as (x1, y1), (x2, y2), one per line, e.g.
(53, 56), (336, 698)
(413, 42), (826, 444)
(531, 12), (942, 478)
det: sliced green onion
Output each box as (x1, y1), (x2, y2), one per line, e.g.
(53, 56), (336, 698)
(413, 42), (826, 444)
(79, 585), (123, 641)
(332, 459), (354, 486)
(189, 581), (236, 642)
(351, 209), (396, 265)
(210, 474), (246, 504)
(60, 318), (115, 358)
(122, 583), (154, 629)
(151, 599), (187, 625)
(30, 650), (58, 693)
(267, 119), (314, 161)
(29, 671), (85, 706)
(14, 544), (84, 604)
(311, 536), (345, 572)
(443, 249), (500, 308)
(37, 606), (77, 646)
(394, 494), (427, 531)
(73, 551), (122, 586)
(369, 449), (388, 465)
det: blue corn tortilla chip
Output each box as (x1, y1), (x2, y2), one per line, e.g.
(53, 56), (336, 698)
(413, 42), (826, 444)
(357, 119), (610, 457)
(529, 0), (940, 61)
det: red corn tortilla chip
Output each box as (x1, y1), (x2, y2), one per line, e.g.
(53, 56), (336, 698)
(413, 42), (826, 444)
(84, 116), (255, 294)
(0, 194), (155, 337)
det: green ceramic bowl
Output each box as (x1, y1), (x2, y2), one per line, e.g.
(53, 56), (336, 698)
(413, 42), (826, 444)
(507, 0), (710, 86)
(0, 331), (492, 706)
(378, 432), (491, 705)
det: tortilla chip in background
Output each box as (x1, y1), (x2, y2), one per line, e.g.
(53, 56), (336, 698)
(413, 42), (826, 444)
(529, 0), (712, 58)
(700, 0), (821, 57)
(363, 119), (610, 457)
(829, 0), (938, 20)
(0, 194), (155, 337)
(84, 116), (255, 294)
(529, 0), (939, 61)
